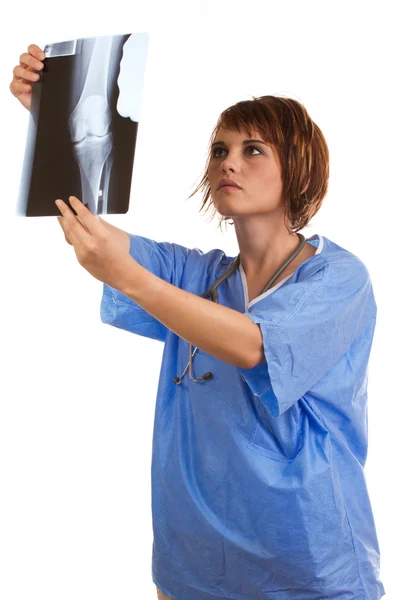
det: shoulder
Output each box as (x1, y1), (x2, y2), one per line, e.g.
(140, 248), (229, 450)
(299, 235), (372, 284)
(317, 236), (373, 289)
(301, 235), (377, 318)
(184, 245), (234, 276)
(249, 235), (376, 322)
(166, 243), (235, 291)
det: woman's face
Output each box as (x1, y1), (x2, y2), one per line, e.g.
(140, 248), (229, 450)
(207, 126), (284, 220)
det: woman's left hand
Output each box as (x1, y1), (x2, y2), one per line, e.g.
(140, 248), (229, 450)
(56, 196), (135, 290)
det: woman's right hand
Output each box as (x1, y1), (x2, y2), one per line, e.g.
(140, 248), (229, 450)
(58, 215), (129, 247)
(9, 44), (46, 111)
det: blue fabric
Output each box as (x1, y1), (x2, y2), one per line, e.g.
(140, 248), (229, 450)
(100, 234), (385, 600)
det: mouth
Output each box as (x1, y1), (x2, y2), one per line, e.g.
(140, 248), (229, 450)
(217, 178), (242, 190)
(218, 185), (242, 192)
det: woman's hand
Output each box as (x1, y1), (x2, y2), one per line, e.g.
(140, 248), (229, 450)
(10, 44), (46, 111)
(56, 196), (134, 290)
(57, 212), (126, 247)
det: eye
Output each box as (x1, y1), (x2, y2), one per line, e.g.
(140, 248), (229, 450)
(211, 145), (262, 158)
(246, 146), (262, 156)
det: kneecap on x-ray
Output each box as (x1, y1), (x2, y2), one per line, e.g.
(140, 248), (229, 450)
(68, 36), (117, 214)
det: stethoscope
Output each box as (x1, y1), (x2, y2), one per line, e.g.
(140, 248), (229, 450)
(173, 233), (307, 385)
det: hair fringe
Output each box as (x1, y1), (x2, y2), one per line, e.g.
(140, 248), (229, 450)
(186, 95), (329, 234)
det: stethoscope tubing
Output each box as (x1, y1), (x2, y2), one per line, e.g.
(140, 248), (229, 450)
(173, 233), (306, 385)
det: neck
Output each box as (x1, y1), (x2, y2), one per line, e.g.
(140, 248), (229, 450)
(233, 214), (301, 277)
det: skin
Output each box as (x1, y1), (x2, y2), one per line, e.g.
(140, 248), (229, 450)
(55, 195), (265, 368)
(10, 46), (313, 286)
(9, 44), (45, 111)
(9, 44), (129, 246)
(9, 45), (316, 368)
(54, 196), (133, 288)
(207, 126), (313, 286)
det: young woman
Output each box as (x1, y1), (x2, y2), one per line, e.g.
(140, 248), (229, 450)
(11, 44), (385, 600)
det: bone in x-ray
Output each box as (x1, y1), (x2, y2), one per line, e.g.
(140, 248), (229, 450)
(17, 32), (149, 217)
(68, 36), (117, 214)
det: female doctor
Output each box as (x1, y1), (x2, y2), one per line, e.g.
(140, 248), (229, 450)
(11, 44), (385, 600)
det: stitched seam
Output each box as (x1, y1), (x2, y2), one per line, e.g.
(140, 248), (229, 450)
(344, 505), (369, 598)
(272, 263), (329, 325)
(304, 397), (370, 598)
(256, 383), (273, 396)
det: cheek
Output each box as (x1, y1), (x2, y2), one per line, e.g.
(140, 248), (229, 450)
(207, 167), (219, 190)
(258, 166), (281, 187)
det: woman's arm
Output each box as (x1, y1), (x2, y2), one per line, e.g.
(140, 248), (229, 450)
(56, 195), (264, 369)
(119, 261), (265, 369)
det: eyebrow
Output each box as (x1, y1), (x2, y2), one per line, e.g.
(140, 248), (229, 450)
(211, 138), (269, 148)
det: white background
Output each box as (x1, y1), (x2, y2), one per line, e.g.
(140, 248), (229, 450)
(0, 1), (397, 598)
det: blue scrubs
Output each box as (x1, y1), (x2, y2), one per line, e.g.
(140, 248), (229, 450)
(100, 234), (385, 600)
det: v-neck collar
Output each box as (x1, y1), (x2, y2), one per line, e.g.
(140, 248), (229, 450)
(239, 234), (324, 311)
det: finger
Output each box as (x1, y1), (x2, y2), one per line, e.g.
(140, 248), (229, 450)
(57, 215), (66, 236)
(19, 52), (44, 72)
(55, 198), (93, 248)
(9, 80), (32, 96)
(13, 65), (41, 82)
(56, 200), (90, 234)
(57, 216), (72, 245)
(27, 44), (46, 61)
(67, 196), (104, 238)
(56, 206), (87, 250)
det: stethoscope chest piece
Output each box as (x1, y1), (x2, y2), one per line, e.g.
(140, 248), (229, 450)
(173, 234), (306, 385)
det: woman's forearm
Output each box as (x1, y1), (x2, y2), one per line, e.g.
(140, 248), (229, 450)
(118, 260), (265, 369)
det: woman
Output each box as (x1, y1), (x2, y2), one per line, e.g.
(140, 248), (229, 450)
(11, 45), (385, 600)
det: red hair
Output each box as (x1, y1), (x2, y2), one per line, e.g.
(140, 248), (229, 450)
(187, 95), (330, 233)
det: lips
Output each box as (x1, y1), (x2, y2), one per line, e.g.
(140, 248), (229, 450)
(217, 178), (242, 190)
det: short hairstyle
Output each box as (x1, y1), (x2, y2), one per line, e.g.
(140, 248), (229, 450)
(187, 95), (330, 233)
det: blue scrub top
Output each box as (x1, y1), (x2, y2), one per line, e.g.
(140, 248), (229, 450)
(100, 233), (385, 600)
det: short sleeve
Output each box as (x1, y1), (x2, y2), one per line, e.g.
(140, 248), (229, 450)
(237, 257), (377, 417)
(100, 234), (191, 342)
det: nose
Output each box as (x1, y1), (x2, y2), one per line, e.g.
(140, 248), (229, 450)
(220, 152), (240, 174)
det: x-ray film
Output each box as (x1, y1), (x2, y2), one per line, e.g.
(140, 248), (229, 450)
(17, 32), (149, 217)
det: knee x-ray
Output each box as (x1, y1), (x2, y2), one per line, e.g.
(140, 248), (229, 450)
(17, 32), (149, 217)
